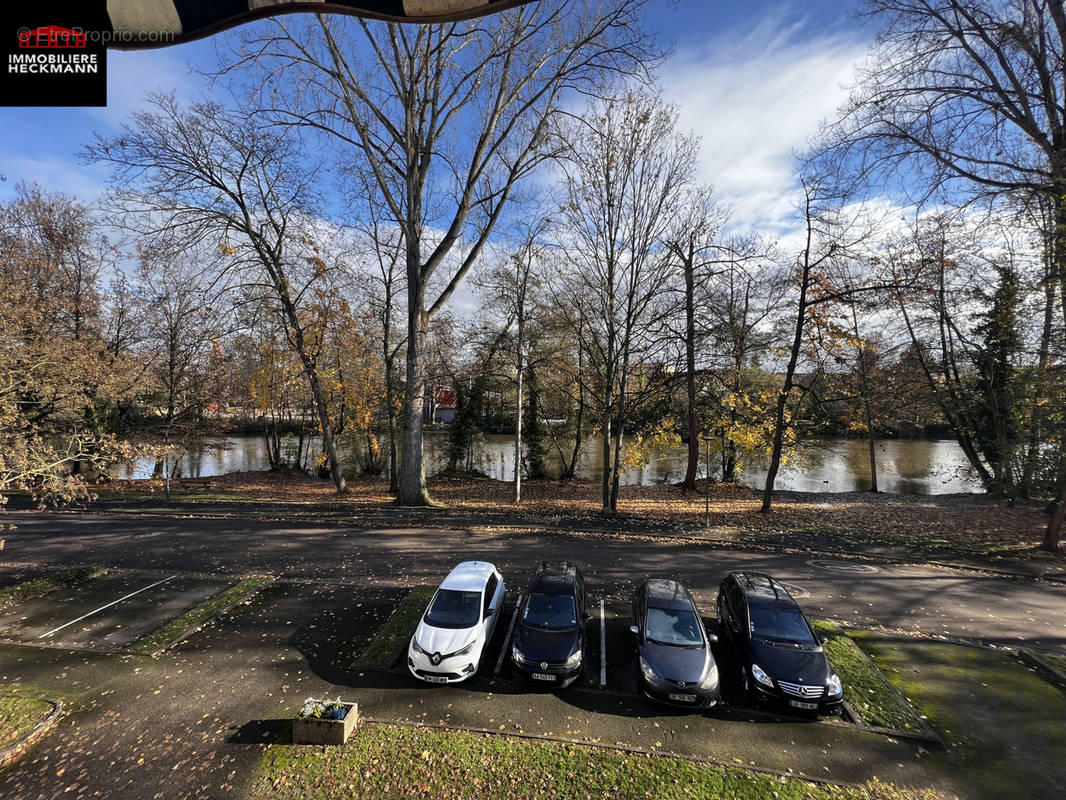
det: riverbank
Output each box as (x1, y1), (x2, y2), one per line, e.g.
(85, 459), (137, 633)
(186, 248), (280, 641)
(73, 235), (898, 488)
(87, 471), (1059, 563)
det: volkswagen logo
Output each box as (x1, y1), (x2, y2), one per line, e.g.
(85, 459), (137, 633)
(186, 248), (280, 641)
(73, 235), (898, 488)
(540, 661), (548, 670)
(677, 681), (686, 689)
(431, 652), (442, 666)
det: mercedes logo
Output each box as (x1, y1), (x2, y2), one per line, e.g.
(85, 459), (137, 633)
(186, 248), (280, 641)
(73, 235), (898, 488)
(431, 652), (442, 665)
(540, 661), (548, 670)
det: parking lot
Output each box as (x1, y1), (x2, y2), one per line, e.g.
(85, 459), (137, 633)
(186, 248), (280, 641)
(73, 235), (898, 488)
(0, 568), (234, 651)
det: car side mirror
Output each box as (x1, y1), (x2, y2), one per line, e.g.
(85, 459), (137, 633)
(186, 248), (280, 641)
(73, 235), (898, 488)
(629, 624), (639, 635)
(707, 633), (718, 644)
(819, 635), (828, 645)
(487, 608), (496, 616)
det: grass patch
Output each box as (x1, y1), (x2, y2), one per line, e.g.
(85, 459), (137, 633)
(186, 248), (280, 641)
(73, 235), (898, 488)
(354, 586), (435, 668)
(0, 690), (52, 751)
(0, 566), (107, 613)
(858, 636), (1066, 800)
(252, 722), (955, 800)
(813, 622), (924, 733)
(127, 578), (270, 654)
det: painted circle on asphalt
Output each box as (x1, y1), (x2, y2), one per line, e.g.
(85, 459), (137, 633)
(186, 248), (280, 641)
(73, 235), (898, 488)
(780, 582), (809, 599)
(806, 559), (880, 574)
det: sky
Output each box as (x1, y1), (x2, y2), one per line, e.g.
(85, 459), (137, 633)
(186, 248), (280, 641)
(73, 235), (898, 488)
(0, 0), (877, 299)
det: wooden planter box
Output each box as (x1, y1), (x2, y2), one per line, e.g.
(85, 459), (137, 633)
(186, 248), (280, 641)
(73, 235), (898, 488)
(292, 702), (358, 745)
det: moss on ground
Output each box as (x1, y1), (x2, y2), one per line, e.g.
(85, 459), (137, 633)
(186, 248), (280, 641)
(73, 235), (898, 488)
(857, 636), (1066, 800)
(0, 566), (107, 613)
(0, 690), (52, 751)
(813, 622), (923, 733)
(352, 586), (435, 668)
(128, 578), (270, 654)
(252, 722), (956, 800)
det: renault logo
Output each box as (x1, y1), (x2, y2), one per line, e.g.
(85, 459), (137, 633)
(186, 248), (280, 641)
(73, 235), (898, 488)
(431, 652), (442, 665)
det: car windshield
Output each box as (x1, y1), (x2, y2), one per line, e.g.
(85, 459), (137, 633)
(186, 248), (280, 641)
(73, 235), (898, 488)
(424, 589), (482, 629)
(523, 593), (577, 629)
(645, 605), (703, 647)
(749, 606), (816, 645)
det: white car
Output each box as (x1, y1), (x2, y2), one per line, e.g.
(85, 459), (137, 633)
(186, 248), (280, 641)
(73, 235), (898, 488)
(408, 561), (506, 684)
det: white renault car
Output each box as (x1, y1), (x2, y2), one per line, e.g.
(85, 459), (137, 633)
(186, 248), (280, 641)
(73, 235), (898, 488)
(408, 561), (506, 684)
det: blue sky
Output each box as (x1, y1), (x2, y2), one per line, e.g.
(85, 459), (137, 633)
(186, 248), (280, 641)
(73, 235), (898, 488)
(0, 0), (876, 238)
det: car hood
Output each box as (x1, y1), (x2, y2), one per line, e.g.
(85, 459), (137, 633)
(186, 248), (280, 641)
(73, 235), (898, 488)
(749, 639), (830, 684)
(641, 640), (713, 682)
(413, 621), (479, 656)
(514, 624), (580, 661)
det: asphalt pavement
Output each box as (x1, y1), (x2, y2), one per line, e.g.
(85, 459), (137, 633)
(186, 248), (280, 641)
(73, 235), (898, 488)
(3, 510), (1065, 650)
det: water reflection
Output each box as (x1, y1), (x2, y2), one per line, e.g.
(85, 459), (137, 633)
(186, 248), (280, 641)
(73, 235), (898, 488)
(117, 432), (983, 495)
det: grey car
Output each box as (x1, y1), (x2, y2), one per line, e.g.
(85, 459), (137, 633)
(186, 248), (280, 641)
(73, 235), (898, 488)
(631, 578), (720, 709)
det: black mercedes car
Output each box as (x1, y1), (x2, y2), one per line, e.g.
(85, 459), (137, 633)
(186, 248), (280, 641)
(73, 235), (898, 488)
(717, 571), (843, 714)
(510, 561), (587, 687)
(631, 578), (720, 709)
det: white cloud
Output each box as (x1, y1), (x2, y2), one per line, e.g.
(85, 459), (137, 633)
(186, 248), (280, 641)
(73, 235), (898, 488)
(659, 13), (868, 238)
(0, 155), (111, 203)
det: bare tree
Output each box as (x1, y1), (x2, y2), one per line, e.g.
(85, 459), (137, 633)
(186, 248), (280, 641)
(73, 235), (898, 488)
(222, 0), (659, 504)
(664, 186), (730, 490)
(553, 91), (696, 512)
(761, 181), (894, 513)
(84, 95), (349, 492)
(476, 218), (551, 501)
(818, 0), (1066, 547)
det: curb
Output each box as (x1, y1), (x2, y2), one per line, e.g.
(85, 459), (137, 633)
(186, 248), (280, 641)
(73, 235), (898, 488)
(840, 700), (942, 749)
(135, 578), (276, 658)
(0, 697), (64, 770)
(1017, 648), (1066, 694)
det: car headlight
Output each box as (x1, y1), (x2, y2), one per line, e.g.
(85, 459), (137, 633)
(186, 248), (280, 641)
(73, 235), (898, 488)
(700, 663), (719, 690)
(828, 673), (842, 696)
(411, 638), (425, 655)
(453, 641), (475, 658)
(511, 644), (524, 663)
(751, 663), (774, 688)
(565, 649), (582, 668)
(639, 656), (661, 683)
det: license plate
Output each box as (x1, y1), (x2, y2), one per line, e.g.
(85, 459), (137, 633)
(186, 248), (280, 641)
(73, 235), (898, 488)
(789, 699), (818, 710)
(668, 693), (697, 702)
(532, 673), (556, 681)
(423, 674), (448, 684)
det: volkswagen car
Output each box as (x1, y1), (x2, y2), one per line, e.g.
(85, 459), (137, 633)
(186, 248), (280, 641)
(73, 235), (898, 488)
(510, 561), (587, 687)
(717, 571), (843, 714)
(408, 561), (505, 684)
(630, 578), (720, 709)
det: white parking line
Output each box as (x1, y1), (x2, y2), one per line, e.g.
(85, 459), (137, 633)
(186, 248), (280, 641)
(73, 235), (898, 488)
(495, 593), (523, 675)
(599, 598), (606, 688)
(37, 574), (178, 639)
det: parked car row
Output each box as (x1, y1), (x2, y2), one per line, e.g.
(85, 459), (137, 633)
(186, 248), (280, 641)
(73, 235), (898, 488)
(408, 560), (844, 715)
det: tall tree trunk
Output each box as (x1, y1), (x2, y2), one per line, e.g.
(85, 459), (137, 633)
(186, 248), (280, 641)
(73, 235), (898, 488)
(384, 351), (398, 494)
(513, 338), (523, 503)
(761, 197), (814, 514)
(683, 247), (699, 490)
(610, 418), (624, 513)
(852, 304), (878, 492)
(303, 363), (345, 493)
(601, 405), (612, 510)
(399, 274), (432, 505)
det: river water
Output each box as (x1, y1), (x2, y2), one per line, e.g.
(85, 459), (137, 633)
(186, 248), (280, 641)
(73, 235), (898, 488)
(117, 432), (983, 495)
